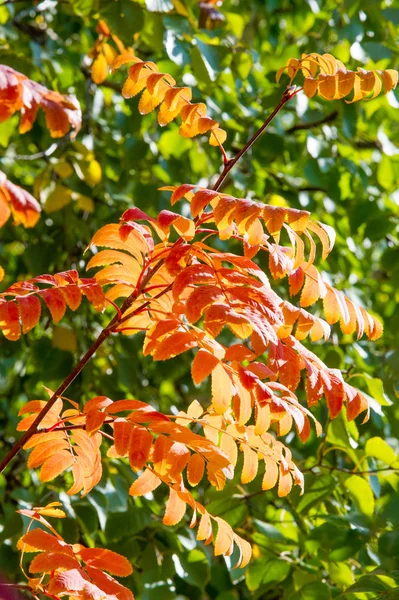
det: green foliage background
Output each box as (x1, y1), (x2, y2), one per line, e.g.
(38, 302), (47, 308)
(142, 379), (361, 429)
(1, 0), (399, 598)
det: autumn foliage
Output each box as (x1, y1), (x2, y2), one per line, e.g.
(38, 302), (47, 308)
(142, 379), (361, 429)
(17, 503), (133, 599)
(0, 170), (41, 229)
(0, 64), (81, 138)
(277, 52), (398, 102)
(0, 31), (398, 600)
(112, 52), (227, 146)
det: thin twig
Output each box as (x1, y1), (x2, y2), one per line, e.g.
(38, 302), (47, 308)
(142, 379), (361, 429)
(212, 86), (298, 192)
(9, 138), (68, 161)
(286, 110), (338, 133)
(304, 463), (399, 475)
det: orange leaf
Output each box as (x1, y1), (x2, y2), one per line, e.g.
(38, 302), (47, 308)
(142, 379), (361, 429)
(84, 565), (134, 600)
(40, 288), (67, 322)
(18, 529), (74, 555)
(39, 451), (75, 482)
(263, 206), (286, 239)
(17, 296), (41, 333)
(29, 552), (80, 573)
(129, 469), (162, 496)
(232, 534), (252, 569)
(187, 454), (205, 486)
(241, 445), (258, 484)
(262, 457), (279, 491)
(152, 330), (197, 361)
(163, 487), (187, 526)
(191, 348), (220, 385)
(0, 65), (80, 138)
(173, 264), (215, 300)
(128, 426), (153, 470)
(113, 419), (134, 456)
(214, 517), (234, 556)
(300, 265), (323, 307)
(79, 547), (133, 577)
(167, 442), (191, 482)
(28, 440), (69, 469)
(277, 466), (293, 497)
(196, 512), (212, 542)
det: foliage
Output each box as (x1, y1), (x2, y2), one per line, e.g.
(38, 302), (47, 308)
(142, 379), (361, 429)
(1, 2), (399, 600)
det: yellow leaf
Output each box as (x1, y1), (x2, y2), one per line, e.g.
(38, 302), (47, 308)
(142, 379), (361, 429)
(44, 184), (72, 213)
(211, 364), (233, 414)
(53, 161), (74, 178)
(75, 192), (94, 213)
(52, 325), (77, 353)
(172, 0), (189, 17)
(79, 159), (102, 187)
(92, 53), (109, 84)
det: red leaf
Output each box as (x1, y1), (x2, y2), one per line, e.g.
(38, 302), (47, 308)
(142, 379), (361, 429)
(0, 300), (20, 340)
(172, 264), (215, 300)
(40, 289), (67, 322)
(17, 296), (41, 333)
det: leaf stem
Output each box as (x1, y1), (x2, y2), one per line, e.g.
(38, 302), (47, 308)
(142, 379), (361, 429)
(212, 86), (297, 192)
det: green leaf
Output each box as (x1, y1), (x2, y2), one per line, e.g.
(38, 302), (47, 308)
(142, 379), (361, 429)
(292, 581), (332, 600)
(246, 559), (290, 592)
(336, 575), (392, 596)
(344, 475), (374, 518)
(365, 437), (397, 466)
(100, 0), (145, 42)
(262, 560), (291, 585)
(191, 45), (213, 85)
(0, 115), (17, 148)
(164, 30), (191, 67)
(194, 38), (231, 81)
(296, 475), (336, 514)
(352, 374), (392, 407)
(328, 562), (355, 588)
(379, 531), (399, 559)
(177, 549), (210, 590)
(66, 0), (95, 17)
(253, 519), (296, 544)
(377, 155), (396, 191)
(105, 505), (152, 541)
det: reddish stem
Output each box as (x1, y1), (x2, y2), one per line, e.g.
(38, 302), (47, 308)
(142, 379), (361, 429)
(212, 86), (296, 192)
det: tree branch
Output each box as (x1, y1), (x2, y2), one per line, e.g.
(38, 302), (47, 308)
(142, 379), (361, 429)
(0, 86), (299, 474)
(0, 257), (166, 474)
